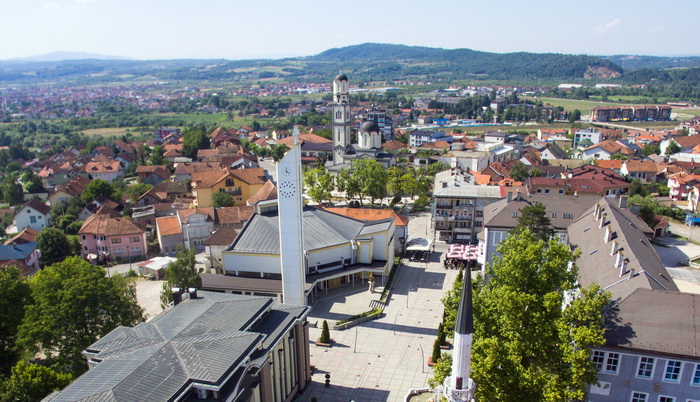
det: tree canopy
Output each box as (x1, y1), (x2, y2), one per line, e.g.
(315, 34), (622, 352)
(211, 191), (234, 207)
(81, 179), (115, 202)
(16, 257), (144, 375)
(0, 361), (73, 402)
(665, 141), (681, 155)
(303, 167), (334, 204)
(160, 246), (202, 308)
(0, 267), (32, 374)
(181, 126), (211, 159)
(470, 230), (610, 401)
(514, 202), (555, 242)
(36, 227), (72, 266)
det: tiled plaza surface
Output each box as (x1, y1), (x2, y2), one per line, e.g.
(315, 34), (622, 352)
(297, 212), (460, 401)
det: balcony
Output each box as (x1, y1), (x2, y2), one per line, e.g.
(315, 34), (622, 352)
(454, 227), (472, 233)
(454, 215), (472, 221)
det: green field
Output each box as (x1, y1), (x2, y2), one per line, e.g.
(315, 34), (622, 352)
(523, 97), (637, 115)
(82, 127), (140, 137)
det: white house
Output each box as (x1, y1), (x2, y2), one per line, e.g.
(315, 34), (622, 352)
(13, 199), (52, 233)
(574, 128), (603, 148)
(84, 161), (124, 183)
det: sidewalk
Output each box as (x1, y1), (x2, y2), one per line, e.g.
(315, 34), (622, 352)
(299, 213), (458, 402)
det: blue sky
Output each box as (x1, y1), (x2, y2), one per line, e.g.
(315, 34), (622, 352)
(1, 0), (697, 60)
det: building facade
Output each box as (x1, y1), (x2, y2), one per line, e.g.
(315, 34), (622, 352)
(332, 73), (352, 165)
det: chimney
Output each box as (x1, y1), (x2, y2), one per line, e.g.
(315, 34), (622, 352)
(604, 226), (612, 243)
(172, 287), (183, 306)
(599, 213), (607, 229)
(188, 287), (198, 299)
(618, 195), (628, 209)
(594, 203), (601, 221)
(615, 250), (623, 271)
(610, 240), (618, 256)
(507, 192), (513, 202)
(621, 259), (629, 277)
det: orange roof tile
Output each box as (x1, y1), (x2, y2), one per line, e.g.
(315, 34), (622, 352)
(79, 214), (144, 236)
(323, 207), (408, 226)
(156, 216), (182, 236)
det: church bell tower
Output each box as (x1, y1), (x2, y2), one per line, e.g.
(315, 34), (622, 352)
(332, 72), (351, 165)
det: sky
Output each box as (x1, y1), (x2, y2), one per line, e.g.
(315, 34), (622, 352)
(1, 0), (698, 61)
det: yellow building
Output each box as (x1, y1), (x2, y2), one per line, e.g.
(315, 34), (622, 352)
(191, 168), (267, 207)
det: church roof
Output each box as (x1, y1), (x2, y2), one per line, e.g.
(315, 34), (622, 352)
(359, 120), (380, 133)
(334, 72), (348, 82)
(228, 207), (393, 254)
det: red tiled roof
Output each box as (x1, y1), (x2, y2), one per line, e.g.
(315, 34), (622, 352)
(323, 207), (408, 226)
(79, 214), (144, 236)
(156, 216), (182, 237)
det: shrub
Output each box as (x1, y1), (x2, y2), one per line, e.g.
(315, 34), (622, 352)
(335, 308), (382, 326)
(432, 337), (441, 363)
(319, 320), (331, 343)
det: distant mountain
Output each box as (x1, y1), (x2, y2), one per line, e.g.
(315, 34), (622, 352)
(7, 51), (135, 62)
(308, 43), (624, 80)
(602, 55), (700, 70)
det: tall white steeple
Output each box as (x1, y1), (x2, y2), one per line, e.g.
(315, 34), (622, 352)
(332, 72), (351, 165)
(445, 270), (476, 401)
(276, 127), (306, 306)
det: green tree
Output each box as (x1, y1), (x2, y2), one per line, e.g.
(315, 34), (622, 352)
(181, 126), (211, 159)
(16, 257), (144, 375)
(271, 144), (289, 162)
(211, 191), (234, 207)
(335, 168), (361, 202)
(21, 171), (46, 194)
(665, 141), (681, 156)
(303, 167), (334, 204)
(0, 361), (73, 402)
(440, 269), (463, 335)
(508, 162), (529, 182)
(81, 179), (114, 202)
(568, 109), (581, 123)
(431, 338), (441, 364)
(629, 179), (649, 197)
(0, 267), (32, 374)
(642, 144), (661, 156)
(2, 176), (24, 206)
(160, 246), (202, 308)
(36, 227), (71, 266)
(352, 159), (387, 204)
(127, 182), (153, 201)
(514, 202), (555, 243)
(471, 230), (610, 401)
(428, 353), (452, 388)
(609, 153), (627, 160)
(319, 320), (331, 343)
(148, 145), (166, 165)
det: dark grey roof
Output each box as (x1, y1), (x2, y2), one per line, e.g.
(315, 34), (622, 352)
(359, 120), (380, 133)
(483, 194), (596, 231)
(45, 291), (309, 402)
(228, 207), (391, 254)
(605, 289), (699, 358)
(455, 271), (473, 335)
(334, 72), (348, 82)
(0, 242), (36, 260)
(567, 197), (678, 301)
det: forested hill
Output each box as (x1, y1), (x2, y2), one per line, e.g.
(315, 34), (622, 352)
(602, 54), (700, 70)
(308, 43), (624, 80)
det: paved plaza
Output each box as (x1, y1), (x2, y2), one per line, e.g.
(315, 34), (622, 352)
(298, 212), (460, 401)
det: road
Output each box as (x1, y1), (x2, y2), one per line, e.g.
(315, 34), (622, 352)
(651, 221), (700, 293)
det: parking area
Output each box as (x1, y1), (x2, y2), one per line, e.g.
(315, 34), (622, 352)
(134, 278), (164, 320)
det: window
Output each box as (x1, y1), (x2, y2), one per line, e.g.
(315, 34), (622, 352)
(592, 351), (619, 374)
(637, 357), (655, 379)
(592, 351), (605, 369)
(130, 236), (139, 243)
(131, 247), (140, 253)
(30, 216), (37, 224)
(82, 235), (86, 240)
(111, 238), (122, 244)
(536, 188), (542, 194)
(544, 189), (550, 194)
(631, 392), (648, 402)
(83, 246), (87, 251)
(692, 363), (700, 386)
(114, 248), (123, 254)
(658, 397), (675, 402)
(605, 353), (620, 373)
(558, 189), (564, 194)
(492, 231), (508, 246)
(664, 360), (682, 382)
(100, 236), (106, 241)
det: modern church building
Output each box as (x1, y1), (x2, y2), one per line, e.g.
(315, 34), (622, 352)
(202, 128), (396, 305)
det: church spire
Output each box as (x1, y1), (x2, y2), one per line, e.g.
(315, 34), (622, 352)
(445, 268), (476, 401)
(455, 267), (473, 335)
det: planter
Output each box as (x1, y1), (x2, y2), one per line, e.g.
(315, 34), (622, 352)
(333, 312), (383, 330)
(315, 340), (333, 347)
(427, 356), (436, 366)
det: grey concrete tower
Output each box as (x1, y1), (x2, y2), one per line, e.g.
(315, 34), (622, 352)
(445, 271), (476, 401)
(332, 72), (351, 165)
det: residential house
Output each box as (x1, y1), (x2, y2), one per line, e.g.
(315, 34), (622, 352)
(214, 206), (254, 229)
(192, 168), (267, 208)
(135, 165), (171, 185)
(479, 193), (596, 266)
(84, 161), (124, 183)
(574, 128), (603, 148)
(173, 162), (221, 183)
(177, 208), (215, 251)
(667, 172), (700, 201)
(78, 214), (147, 263)
(46, 291), (311, 402)
(580, 139), (635, 160)
(432, 169), (505, 244)
(409, 129), (453, 147)
(13, 199), (52, 232)
(0, 242), (40, 276)
(526, 165), (630, 198)
(246, 181), (278, 207)
(203, 226), (237, 272)
(660, 134), (700, 155)
(620, 160), (658, 182)
(47, 175), (91, 207)
(539, 144), (568, 161)
(78, 199), (122, 221)
(597, 160), (624, 174)
(155, 216), (184, 254)
(4, 227), (38, 246)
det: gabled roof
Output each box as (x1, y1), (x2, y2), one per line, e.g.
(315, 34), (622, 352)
(204, 227), (238, 246)
(382, 140), (407, 151)
(79, 214), (144, 236)
(483, 194), (596, 231)
(0, 242), (37, 261)
(247, 180), (277, 205)
(177, 207), (215, 222)
(605, 289), (699, 358)
(622, 160), (657, 173)
(85, 161), (122, 174)
(214, 206), (254, 226)
(671, 134), (700, 148)
(596, 160), (624, 170)
(584, 139), (634, 155)
(156, 216), (182, 237)
(276, 133), (331, 147)
(20, 199), (51, 216)
(4, 227), (39, 245)
(567, 197), (677, 301)
(53, 175), (91, 197)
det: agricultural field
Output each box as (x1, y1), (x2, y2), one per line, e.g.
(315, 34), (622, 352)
(523, 97), (637, 115)
(81, 127), (140, 137)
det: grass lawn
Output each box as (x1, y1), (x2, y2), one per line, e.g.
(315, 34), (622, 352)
(523, 97), (637, 115)
(81, 127), (139, 137)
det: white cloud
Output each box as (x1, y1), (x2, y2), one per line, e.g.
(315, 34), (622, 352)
(648, 25), (665, 33)
(594, 18), (621, 35)
(42, 2), (61, 9)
